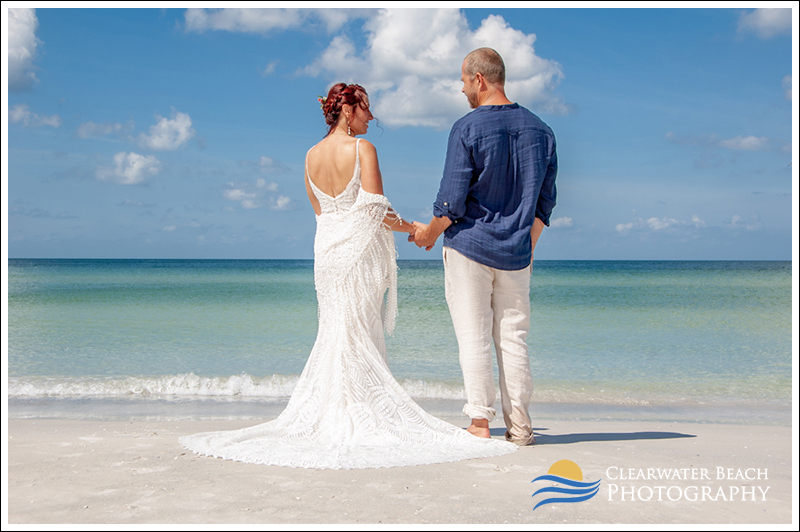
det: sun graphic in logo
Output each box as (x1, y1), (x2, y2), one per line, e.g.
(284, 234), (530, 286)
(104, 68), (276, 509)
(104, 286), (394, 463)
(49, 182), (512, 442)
(548, 459), (583, 481)
(531, 460), (601, 511)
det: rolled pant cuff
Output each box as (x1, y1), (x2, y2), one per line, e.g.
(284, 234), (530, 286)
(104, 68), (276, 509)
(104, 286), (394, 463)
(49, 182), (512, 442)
(462, 403), (496, 422)
(505, 429), (535, 446)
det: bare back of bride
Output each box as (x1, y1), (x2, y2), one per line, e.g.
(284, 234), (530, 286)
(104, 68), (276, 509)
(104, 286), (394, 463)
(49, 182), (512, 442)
(180, 83), (517, 469)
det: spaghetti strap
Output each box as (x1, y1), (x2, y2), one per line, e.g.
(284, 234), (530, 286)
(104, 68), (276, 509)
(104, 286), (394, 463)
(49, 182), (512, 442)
(305, 145), (315, 182)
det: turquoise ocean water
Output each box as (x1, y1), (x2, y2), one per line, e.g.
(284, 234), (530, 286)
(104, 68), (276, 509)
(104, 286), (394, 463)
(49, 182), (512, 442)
(6, 259), (792, 424)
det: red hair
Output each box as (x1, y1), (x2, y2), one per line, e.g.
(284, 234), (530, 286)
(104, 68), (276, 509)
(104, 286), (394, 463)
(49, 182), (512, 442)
(322, 83), (370, 135)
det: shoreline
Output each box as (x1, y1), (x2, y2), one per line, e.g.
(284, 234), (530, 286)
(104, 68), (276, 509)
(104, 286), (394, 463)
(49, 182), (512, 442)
(8, 395), (793, 426)
(9, 372), (791, 409)
(7, 416), (794, 525)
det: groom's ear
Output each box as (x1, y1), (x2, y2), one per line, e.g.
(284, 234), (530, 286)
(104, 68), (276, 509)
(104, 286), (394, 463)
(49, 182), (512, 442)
(474, 72), (488, 90)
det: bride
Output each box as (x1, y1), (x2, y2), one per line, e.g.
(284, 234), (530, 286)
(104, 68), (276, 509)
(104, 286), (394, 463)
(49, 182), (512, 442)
(180, 83), (517, 469)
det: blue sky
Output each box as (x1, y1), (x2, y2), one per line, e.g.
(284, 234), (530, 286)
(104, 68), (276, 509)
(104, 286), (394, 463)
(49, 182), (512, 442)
(4, 6), (796, 260)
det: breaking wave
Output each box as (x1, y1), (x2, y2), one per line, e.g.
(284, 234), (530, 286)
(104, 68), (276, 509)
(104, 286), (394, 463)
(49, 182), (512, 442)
(7, 373), (469, 401)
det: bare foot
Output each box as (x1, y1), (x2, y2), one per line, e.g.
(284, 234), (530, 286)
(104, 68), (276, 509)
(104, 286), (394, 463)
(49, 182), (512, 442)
(466, 418), (490, 438)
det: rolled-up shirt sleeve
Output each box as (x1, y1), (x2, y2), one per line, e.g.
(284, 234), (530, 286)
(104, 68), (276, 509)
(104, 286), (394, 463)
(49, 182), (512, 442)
(534, 137), (558, 226)
(433, 126), (473, 221)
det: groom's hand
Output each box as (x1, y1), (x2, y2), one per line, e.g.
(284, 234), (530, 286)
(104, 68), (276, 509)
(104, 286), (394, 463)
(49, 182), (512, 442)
(411, 221), (436, 251)
(408, 222), (423, 248)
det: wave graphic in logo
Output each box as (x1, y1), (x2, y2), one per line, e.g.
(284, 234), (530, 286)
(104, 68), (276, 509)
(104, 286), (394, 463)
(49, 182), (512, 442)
(531, 459), (601, 511)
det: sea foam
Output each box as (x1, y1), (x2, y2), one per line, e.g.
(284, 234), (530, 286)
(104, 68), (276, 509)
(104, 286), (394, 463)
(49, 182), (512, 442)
(7, 373), (468, 401)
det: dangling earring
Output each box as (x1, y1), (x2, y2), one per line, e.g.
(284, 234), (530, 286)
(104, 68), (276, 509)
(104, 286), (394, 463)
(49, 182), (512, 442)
(347, 119), (351, 136)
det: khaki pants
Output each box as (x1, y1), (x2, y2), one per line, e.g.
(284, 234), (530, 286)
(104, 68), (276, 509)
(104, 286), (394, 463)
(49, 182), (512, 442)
(443, 247), (534, 444)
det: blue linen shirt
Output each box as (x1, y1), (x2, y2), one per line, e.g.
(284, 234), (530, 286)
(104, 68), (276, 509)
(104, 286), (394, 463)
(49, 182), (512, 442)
(433, 103), (557, 271)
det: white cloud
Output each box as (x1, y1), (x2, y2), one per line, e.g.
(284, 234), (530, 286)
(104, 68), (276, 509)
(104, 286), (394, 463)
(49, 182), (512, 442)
(615, 223), (634, 235)
(9, 104), (61, 127)
(738, 8), (791, 39)
(304, 9), (565, 129)
(223, 178), (294, 211)
(261, 61), (278, 77)
(783, 75), (791, 101)
(8, 8), (40, 91)
(184, 8), (366, 34)
(139, 109), (196, 151)
(718, 135), (769, 151)
(616, 215), (706, 235)
(237, 156), (289, 176)
(258, 156), (289, 174)
(77, 120), (132, 139)
(223, 189), (257, 202)
(162, 226), (177, 232)
(270, 195), (293, 211)
(664, 131), (716, 147)
(118, 199), (155, 208)
(668, 131), (776, 154)
(256, 178), (279, 191)
(96, 152), (161, 185)
(415, 208), (433, 221)
(647, 217), (679, 231)
(550, 216), (573, 228)
(185, 8), (303, 33)
(728, 214), (762, 231)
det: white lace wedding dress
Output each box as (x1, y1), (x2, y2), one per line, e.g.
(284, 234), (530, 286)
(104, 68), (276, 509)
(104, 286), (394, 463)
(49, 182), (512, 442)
(180, 139), (517, 469)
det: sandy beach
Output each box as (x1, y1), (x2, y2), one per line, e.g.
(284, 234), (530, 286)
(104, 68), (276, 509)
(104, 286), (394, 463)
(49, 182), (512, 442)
(6, 415), (795, 525)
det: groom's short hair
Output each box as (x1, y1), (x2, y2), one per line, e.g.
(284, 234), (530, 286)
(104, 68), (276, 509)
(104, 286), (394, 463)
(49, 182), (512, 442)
(463, 48), (505, 86)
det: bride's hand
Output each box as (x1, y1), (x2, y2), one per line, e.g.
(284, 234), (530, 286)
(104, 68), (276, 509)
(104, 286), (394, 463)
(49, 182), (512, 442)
(406, 223), (417, 243)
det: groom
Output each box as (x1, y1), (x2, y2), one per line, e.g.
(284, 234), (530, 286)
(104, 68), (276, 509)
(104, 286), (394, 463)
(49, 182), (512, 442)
(411, 48), (558, 445)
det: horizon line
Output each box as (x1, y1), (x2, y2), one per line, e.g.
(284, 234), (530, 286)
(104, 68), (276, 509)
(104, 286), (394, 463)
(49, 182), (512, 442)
(6, 257), (792, 262)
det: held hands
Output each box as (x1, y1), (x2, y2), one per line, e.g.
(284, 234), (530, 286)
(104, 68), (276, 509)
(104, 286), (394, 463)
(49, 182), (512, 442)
(405, 222), (416, 242)
(407, 216), (451, 251)
(408, 221), (436, 251)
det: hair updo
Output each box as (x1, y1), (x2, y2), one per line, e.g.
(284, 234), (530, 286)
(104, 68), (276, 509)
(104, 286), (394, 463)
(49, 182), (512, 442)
(322, 83), (370, 135)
